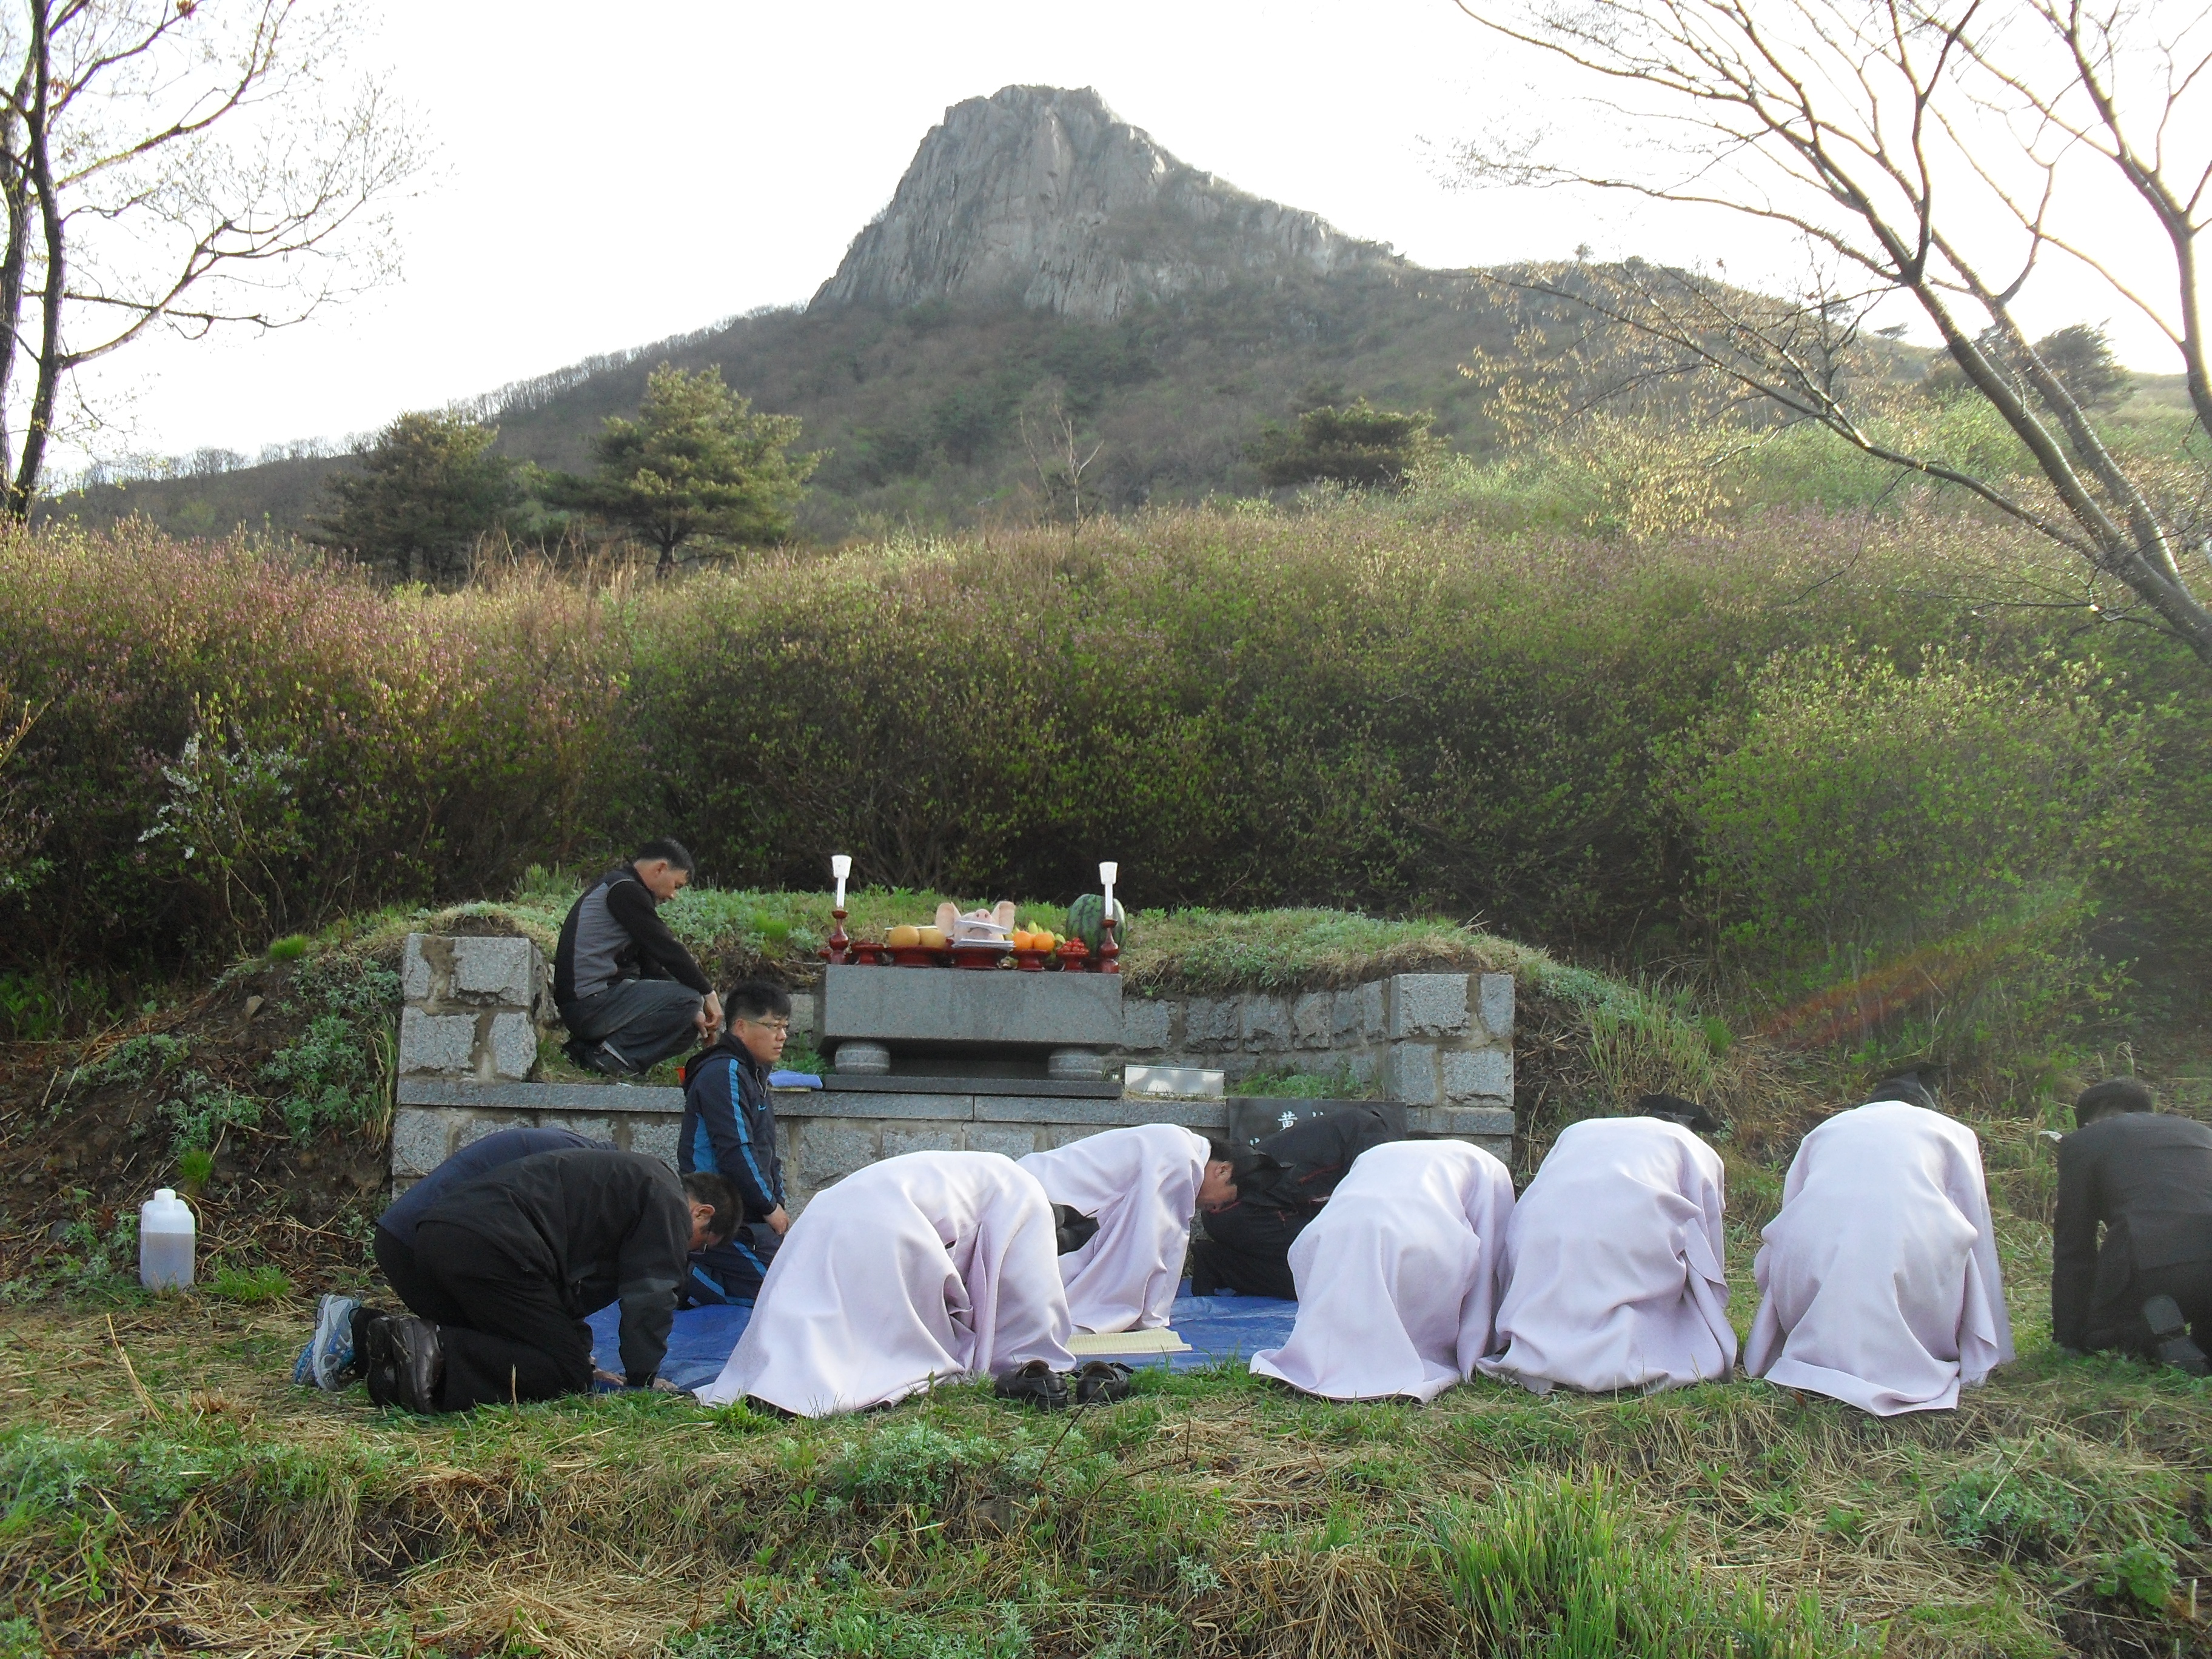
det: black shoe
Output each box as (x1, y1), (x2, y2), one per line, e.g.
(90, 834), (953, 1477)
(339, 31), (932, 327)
(2144, 1295), (2208, 1376)
(993, 1359), (1070, 1410)
(561, 1036), (594, 1071)
(1073, 1361), (1134, 1405)
(385, 1316), (444, 1413)
(359, 1313), (400, 1407)
(585, 1040), (637, 1077)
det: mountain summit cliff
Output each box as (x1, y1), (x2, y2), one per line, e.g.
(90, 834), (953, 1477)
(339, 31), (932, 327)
(813, 85), (1390, 322)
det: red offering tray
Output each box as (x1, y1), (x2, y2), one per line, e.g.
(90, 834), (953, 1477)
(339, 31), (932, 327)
(1010, 947), (1057, 973)
(950, 942), (1010, 971)
(885, 945), (945, 968)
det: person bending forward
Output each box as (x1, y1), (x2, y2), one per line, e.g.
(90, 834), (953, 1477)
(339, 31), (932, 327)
(1190, 1104), (1402, 1299)
(363, 1148), (737, 1413)
(1478, 1114), (1735, 1395)
(1252, 1139), (1515, 1403)
(695, 1151), (1075, 1417)
(2053, 1078), (2212, 1373)
(1746, 1094), (2012, 1415)
(1019, 1124), (1217, 1334)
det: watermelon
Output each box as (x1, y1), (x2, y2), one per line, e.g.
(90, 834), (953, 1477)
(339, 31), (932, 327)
(1067, 892), (1127, 953)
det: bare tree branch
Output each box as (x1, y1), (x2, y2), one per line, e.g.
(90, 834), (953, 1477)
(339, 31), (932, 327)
(1450, 0), (2212, 670)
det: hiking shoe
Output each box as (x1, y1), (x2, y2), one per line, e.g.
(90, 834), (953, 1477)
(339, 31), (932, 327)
(2144, 1295), (2208, 1376)
(384, 1316), (444, 1413)
(301, 1293), (363, 1391)
(1073, 1360), (1135, 1405)
(993, 1359), (1070, 1410)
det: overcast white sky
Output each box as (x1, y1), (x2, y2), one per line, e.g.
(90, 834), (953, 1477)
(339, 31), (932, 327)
(75, 0), (2193, 469)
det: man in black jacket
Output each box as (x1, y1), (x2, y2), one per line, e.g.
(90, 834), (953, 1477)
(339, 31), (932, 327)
(677, 981), (793, 1305)
(556, 839), (722, 1076)
(360, 1148), (740, 1413)
(1189, 1104), (1401, 1299)
(2053, 1078), (2212, 1375)
(296, 1125), (612, 1392)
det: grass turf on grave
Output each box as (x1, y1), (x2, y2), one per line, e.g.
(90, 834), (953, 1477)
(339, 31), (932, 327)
(4, 1222), (2208, 1659)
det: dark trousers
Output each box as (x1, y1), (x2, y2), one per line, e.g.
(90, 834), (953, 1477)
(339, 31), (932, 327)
(411, 1219), (594, 1412)
(1192, 1203), (1313, 1301)
(2083, 1259), (2212, 1356)
(374, 1224), (467, 1326)
(563, 979), (703, 1074)
(683, 1221), (780, 1306)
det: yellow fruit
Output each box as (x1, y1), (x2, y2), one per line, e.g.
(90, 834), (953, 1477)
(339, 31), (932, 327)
(917, 926), (947, 949)
(888, 925), (920, 948)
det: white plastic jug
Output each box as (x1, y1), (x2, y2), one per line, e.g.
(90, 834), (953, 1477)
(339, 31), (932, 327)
(139, 1188), (196, 1290)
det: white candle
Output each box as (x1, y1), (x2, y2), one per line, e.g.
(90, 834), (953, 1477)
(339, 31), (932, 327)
(1099, 861), (1117, 927)
(831, 853), (851, 910)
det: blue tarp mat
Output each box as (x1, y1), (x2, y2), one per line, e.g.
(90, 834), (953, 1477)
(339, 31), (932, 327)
(1136, 1282), (1299, 1372)
(587, 1301), (752, 1393)
(585, 1281), (1300, 1392)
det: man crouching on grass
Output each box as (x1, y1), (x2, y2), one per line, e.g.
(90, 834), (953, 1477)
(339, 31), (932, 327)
(352, 1148), (739, 1413)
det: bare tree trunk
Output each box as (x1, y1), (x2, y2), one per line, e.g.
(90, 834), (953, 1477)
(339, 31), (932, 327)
(7, 4), (58, 521)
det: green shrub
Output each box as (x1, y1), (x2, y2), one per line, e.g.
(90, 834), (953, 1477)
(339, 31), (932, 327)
(159, 1071), (261, 1153)
(5, 509), (2208, 1049)
(1934, 1465), (2091, 1561)
(2092, 1541), (2179, 1613)
(76, 1032), (189, 1090)
(1673, 648), (2146, 1065)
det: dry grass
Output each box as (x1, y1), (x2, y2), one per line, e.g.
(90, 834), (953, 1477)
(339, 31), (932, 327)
(5, 1213), (2210, 1659)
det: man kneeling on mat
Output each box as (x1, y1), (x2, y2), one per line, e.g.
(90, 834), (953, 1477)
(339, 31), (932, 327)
(358, 1147), (739, 1413)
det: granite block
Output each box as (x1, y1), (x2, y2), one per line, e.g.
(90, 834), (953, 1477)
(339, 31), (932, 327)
(1241, 996), (1292, 1051)
(401, 934), (436, 1003)
(792, 1093), (975, 1122)
(796, 1122), (879, 1185)
(974, 1095), (1230, 1129)
(486, 1011), (537, 1080)
(626, 1119), (681, 1167)
(970, 1125), (1044, 1158)
(1183, 998), (1238, 1051)
(451, 935), (538, 1002)
(1478, 972), (1515, 1041)
(882, 1125), (965, 1158)
(1292, 991), (1333, 1050)
(398, 1078), (685, 1114)
(390, 1107), (455, 1177)
(1387, 1042), (1441, 1105)
(1121, 999), (1171, 1052)
(1441, 1047), (1513, 1104)
(398, 1008), (476, 1075)
(821, 965), (1123, 1047)
(1389, 974), (1470, 1040)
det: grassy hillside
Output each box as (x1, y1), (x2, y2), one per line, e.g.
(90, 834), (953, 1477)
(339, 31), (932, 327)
(43, 270), (1530, 543)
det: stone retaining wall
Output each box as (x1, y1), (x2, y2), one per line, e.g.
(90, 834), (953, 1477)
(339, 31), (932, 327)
(390, 934), (1519, 1204)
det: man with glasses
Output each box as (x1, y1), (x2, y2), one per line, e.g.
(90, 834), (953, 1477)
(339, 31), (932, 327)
(677, 981), (796, 1304)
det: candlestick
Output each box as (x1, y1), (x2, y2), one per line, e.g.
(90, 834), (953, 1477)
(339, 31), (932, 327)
(1098, 861), (1120, 974)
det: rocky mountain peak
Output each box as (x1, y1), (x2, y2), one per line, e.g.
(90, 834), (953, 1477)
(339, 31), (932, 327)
(812, 85), (1389, 323)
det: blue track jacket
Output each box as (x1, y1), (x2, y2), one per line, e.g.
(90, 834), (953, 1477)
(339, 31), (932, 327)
(680, 1039), (785, 1220)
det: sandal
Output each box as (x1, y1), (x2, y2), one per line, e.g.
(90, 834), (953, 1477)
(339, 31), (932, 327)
(1073, 1360), (1134, 1405)
(993, 1358), (1070, 1410)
